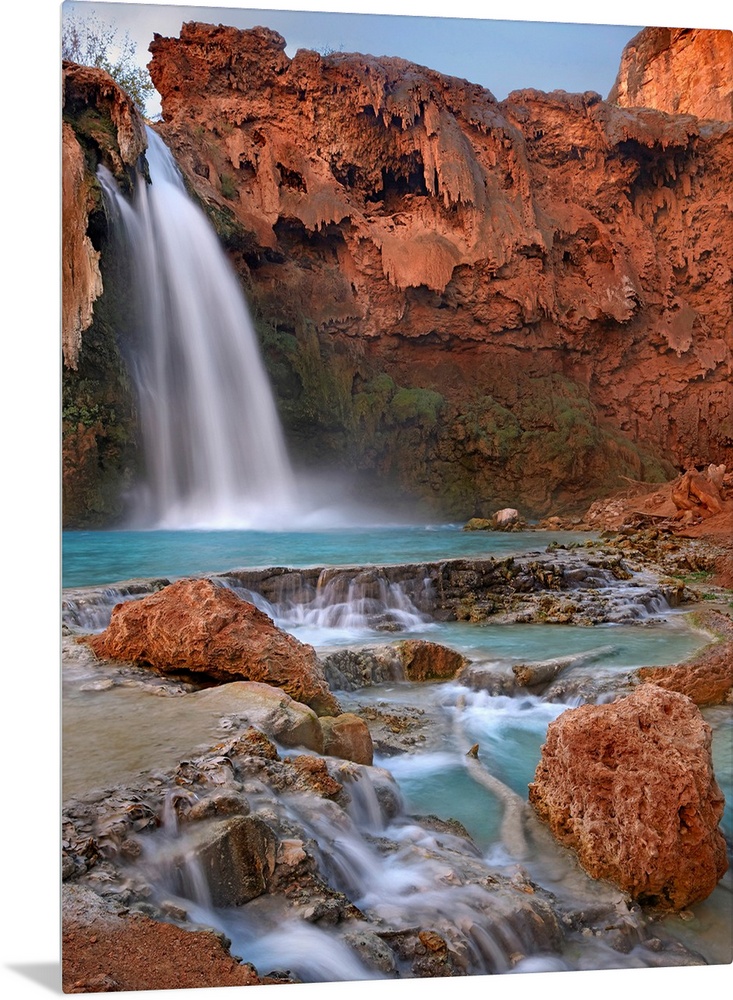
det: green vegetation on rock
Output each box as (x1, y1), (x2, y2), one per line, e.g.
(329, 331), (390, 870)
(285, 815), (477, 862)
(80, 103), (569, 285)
(62, 10), (155, 113)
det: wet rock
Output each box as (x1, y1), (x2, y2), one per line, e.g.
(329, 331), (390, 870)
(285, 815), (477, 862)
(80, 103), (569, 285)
(637, 609), (733, 706)
(222, 726), (280, 761)
(320, 713), (374, 765)
(463, 517), (493, 531)
(511, 644), (618, 689)
(287, 755), (343, 799)
(355, 702), (430, 756)
(184, 793), (251, 822)
(396, 639), (468, 681)
(382, 928), (464, 977)
(321, 645), (403, 691)
(529, 684), (728, 910)
(412, 929), (461, 977)
(197, 681), (325, 752)
(415, 815), (478, 848)
(343, 930), (397, 973)
(168, 815), (277, 907)
(322, 638), (467, 689)
(88, 578), (340, 716)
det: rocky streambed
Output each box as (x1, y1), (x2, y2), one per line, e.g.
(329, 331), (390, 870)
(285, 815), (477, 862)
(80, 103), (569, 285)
(61, 532), (733, 990)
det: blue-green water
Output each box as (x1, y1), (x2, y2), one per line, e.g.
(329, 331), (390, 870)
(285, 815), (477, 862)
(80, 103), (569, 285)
(327, 619), (704, 668)
(62, 526), (593, 589)
(61, 523), (732, 969)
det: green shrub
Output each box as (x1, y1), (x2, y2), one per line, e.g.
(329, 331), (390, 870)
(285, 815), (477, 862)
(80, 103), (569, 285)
(219, 173), (238, 201)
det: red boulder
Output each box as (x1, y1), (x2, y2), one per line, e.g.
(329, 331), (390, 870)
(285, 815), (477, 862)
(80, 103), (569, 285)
(88, 577), (339, 716)
(529, 684), (727, 910)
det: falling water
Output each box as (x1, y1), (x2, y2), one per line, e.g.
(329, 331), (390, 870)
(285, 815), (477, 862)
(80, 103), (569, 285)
(97, 127), (300, 529)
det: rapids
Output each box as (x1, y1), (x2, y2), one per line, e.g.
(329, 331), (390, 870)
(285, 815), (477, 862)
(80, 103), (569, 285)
(62, 527), (732, 981)
(62, 130), (731, 988)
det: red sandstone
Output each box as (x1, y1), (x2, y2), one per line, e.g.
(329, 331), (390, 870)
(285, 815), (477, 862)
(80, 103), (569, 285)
(146, 23), (732, 512)
(88, 577), (340, 715)
(529, 684), (728, 910)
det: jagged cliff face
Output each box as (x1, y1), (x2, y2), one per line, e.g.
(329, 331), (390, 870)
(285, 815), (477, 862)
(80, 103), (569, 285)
(145, 22), (731, 517)
(62, 63), (147, 526)
(62, 25), (733, 525)
(610, 28), (732, 122)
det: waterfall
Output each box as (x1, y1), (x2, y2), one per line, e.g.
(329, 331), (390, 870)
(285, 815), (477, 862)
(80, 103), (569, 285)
(97, 127), (300, 529)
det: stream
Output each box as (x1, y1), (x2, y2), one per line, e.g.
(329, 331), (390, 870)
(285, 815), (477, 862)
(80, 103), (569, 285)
(61, 526), (733, 981)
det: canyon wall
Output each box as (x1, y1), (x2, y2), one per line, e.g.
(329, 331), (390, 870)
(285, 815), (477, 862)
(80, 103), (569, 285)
(609, 28), (732, 122)
(62, 63), (146, 525)
(62, 25), (733, 525)
(145, 22), (731, 518)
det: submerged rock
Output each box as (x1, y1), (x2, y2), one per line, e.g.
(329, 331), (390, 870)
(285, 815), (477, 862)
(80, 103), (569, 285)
(87, 577), (340, 715)
(529, 684), (728, 910)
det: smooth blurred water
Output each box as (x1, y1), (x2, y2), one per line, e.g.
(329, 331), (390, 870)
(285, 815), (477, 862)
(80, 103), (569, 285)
(99, 129), (300, 529)
(61, 521), (732, 974)
(61, 525), (594, 588)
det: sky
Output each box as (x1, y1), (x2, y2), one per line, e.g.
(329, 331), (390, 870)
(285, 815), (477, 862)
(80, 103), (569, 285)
(62, 0), (651, 117)
(2, 3), (733, 1000)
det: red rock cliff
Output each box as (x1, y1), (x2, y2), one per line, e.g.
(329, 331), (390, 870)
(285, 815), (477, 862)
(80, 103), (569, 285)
(62, 63), (147, 526)
(609, 27), (733, 122)
(139, 24), (731, 516)
(62, 62), (147, 368)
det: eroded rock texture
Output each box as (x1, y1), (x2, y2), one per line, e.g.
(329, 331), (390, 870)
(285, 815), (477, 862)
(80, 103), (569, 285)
(528, 684), (728, 910)
(61, 63), (147, 368)
(62, 63), (147, 525)
(62, 121), (103, 371)
(610, 28), (733, 121)
(87, 577), (340, 715)
(637, 609), (733, 706)
(145, 22), (732, 517)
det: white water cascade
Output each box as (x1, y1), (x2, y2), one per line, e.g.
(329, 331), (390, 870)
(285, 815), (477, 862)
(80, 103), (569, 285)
(98, 127), (301, 529)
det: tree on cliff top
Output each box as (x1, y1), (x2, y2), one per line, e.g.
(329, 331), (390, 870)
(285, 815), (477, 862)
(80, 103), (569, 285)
(62, 12), (155, 115)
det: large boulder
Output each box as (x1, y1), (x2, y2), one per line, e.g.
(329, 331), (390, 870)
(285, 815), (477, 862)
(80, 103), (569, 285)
(88, 578), (340, 715)
(528, 684), (728, 910)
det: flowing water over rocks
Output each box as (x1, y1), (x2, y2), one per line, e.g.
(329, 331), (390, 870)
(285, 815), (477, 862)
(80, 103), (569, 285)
(63, 539), (691, 638)
(62, 529), (733, 987)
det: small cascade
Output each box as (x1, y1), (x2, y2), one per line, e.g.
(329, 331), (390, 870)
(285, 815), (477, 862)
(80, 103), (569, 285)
(97, 128), (301, 529)
(62, 581), (166, 633)
(138, 762), (564, 982)
(223, 566), (435, 641)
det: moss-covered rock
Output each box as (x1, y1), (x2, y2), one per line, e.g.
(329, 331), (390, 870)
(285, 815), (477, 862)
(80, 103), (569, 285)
(62, 246), (141, 527)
